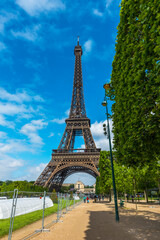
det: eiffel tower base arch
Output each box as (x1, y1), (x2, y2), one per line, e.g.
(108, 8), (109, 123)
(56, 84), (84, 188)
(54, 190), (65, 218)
(35, 150), (100, 192)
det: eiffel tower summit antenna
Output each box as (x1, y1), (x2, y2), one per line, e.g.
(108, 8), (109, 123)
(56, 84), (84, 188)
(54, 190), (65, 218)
(35, 40), (100, 191)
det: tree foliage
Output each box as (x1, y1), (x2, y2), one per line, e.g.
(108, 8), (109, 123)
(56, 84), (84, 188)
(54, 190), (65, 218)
(98, 151), (112, 194)
(97, 151), (159, 197)
(0, 181), (47, 192)
(109, 0), (160, 167)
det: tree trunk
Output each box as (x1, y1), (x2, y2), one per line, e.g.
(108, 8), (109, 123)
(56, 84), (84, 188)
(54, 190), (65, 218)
(144, 186), (148, 203)
(124, 190), (126, 201)
(158, 178), (160, 197)
(110, 188), (114, 202)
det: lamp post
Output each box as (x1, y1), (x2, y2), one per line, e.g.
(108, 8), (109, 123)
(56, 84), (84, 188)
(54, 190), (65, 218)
(102, 83), (119, 222)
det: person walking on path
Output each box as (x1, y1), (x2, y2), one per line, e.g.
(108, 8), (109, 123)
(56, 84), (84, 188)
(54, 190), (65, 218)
(87, 196), (89, 203)
(84, 196), (86, 203)
(132, 195), (134, 203)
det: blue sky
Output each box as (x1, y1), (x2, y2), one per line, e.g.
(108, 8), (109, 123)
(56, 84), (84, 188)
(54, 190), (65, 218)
(0, 0), (120, 185)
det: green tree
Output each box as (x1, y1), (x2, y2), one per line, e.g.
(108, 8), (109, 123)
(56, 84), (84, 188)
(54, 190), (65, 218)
(51, 189), (58, 203)
(137, 163), (158, 202)
(155, 158), (160, 195)
(0, 181), (47, 192)
(95, 176), (100, 195)
(70, 192), (73, 199)
(69, 184), (74, 189)
(99, 151), (112, 194)
(5, 180), (13, 185)
(114, 164), (134, 195)
(96, 153), (159, 201)
(61, 186), (70, 193)
(109, 0), (160, 167)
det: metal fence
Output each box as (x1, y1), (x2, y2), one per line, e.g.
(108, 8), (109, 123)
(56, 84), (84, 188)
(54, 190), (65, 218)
(0, 190), (83, 240)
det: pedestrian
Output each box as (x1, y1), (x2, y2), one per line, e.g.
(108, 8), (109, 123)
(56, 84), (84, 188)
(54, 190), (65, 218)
(87, 196), (89, 203)
(84, 196), (86, 203)
(132, 195), (134, 203)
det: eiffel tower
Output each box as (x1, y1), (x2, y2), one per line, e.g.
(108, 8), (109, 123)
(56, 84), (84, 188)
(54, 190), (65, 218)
(35, 38), (100, 191)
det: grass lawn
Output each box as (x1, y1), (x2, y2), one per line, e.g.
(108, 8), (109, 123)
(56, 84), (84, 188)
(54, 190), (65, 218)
(0, 199), (77, 238)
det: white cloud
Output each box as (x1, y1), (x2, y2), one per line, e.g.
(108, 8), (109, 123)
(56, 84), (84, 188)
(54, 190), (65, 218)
(51, 118), (65, 124)
(91, 120), (104, 137)
(16, 0), (65, 16)
(0, 137), (30, 180)
(0, 16), (7, 34)
(28, 163), (47, 180)
(11, 25), (41, 42)
(18, 163), (47, 181)
(0, 12), (17, 34)
(0, 87), (44, 103)
(33, 95), (44, 102)
(93, 9), (103, 17)
(83, 39), (94, 55)
(9, 159), (24, 168)
(0, 137), (28, 180)
(105, 0), (120, 16)
(0, 102), (34, 116)
(0, 134), (47, 180)
(0, 88), (44, 123)
(106, 0), (113, 8)
(0, 154), (24, 180)
(0, 114), (15, 129)
(48, 132), (54, 137)
(65, 109), (70, 117)
(51, 108), (69, 124)
(0, 131), (7, 139)
(0, 139), (30, 154)
(0, 42), (6, 51)
(91, 120), (113, 151)
(92, 1), (119, 19)
(20, 119), (48, 145)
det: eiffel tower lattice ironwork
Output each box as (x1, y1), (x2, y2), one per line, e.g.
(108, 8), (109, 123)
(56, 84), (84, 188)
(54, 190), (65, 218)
(35, 39), (100, 191)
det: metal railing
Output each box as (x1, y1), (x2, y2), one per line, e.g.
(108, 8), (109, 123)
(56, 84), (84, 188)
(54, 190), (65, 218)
(52, 148), (101, 153)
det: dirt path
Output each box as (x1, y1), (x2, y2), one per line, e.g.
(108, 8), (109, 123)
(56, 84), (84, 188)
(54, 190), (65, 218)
(31, 202), (160, 240)
(1, 202), (160, 240)
(30, 202), (137, 240)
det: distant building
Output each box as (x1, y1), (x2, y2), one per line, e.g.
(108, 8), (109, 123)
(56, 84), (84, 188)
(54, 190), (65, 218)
(74, 181), (95, 194)
(62, 181), (95, 193)
(74, 181), (84, 192)
(62, 183), (72, 187)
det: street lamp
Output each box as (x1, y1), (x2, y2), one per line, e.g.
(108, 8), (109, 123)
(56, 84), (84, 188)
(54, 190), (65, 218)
(102, 83), (119, 222)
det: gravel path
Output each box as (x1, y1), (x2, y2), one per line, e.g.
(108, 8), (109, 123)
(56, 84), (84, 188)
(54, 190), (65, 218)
(1, 201), (160, 240)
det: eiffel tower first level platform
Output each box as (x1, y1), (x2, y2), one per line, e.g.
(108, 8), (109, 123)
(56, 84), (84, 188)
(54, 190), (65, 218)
(35, 39), (100, 191)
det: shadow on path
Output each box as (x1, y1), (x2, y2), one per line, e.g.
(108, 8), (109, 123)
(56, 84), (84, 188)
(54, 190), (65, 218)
(84, 206), (160, 240)
(84, 210), (135, 240)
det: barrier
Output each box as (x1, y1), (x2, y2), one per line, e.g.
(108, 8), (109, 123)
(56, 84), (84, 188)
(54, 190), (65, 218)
(0, 190), (82, 240)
